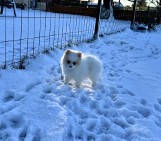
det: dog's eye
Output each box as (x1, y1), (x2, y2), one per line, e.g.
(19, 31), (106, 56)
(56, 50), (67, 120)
(67, 60), (70, 64)
(73, 62), (76, 65)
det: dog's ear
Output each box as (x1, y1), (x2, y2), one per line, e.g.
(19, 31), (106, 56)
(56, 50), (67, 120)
(65, 49), (71, 54)
(77, 52), (82, 58)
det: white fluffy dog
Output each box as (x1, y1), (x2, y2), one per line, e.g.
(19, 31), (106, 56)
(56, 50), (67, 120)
(61, 49), (102, 87)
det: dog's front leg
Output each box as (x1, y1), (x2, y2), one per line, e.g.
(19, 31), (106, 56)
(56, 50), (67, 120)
(64, 76), (69, 84)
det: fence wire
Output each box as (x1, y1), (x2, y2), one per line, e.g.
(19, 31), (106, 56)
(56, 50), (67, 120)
(99, 6), (129, 35)
(0, 3), (128, 68)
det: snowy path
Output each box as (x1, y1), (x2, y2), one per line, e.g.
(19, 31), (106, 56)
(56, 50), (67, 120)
(1, 28), (161, 141)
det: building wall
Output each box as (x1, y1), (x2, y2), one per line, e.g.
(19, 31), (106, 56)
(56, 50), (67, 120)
(14, 0), (46, 9)
(15, 0), (30, 8)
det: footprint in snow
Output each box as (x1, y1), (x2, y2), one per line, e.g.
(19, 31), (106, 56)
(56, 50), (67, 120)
(2, 90), (24, 103)
(120, 89), (135, 96)
(9, 118), (22, 129)
(3, 91), (15, 103)
(154, 116), (161, 128)
(121, 108), (141, 119)
(98, 117), (111, 134)
(19, 127), (28, 141)
(0, 90), (25, 115)
(140, 99), (149, 106)
(47, 65), (56, 74)
(0, 103), (21, 115)
(113, 118), (129, 129)
(114, 99), (126, 108)
(157, 98), (161, 105)
(0, 121), (7, 131)
(86, 118), (98, 132)
(126, 117), (135, 125)
(19, 126), (41, 141)
(45, 76), (62, 86)
(42, 85), (53, 94)
(0, 130), (11, 141)
(47, 65), (61, 76)
(109, 86), (119, 95)
(25, 80), (41, 92)
(56, 66), (62, 74)
(0, 114), (35, 141)
(132, 105), (152, 118)
(153, 98), (161, 113)
(154, 104), (161, 113)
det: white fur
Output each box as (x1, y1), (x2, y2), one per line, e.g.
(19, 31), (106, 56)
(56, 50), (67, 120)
(61, 49), (102, 87)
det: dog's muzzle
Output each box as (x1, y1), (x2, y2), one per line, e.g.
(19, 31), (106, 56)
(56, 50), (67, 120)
(69, 65), (72, 68)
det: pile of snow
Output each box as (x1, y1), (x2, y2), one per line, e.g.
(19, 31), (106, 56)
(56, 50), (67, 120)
(1, 24), (161, 140)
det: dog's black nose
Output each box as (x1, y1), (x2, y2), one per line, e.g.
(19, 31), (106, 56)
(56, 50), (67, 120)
(69, 65), (72, 68)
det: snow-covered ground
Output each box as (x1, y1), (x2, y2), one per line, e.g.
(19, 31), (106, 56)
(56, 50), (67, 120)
(0, 23), (161, 140)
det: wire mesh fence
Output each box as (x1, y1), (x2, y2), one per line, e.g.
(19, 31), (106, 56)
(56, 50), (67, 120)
(99, 6), (129, 35)
(0, 2), (128, 68)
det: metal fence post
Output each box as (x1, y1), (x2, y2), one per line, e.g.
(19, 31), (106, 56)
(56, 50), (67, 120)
(130, 0), (137, 29)
(93, 0), (102, 39)
(0, 0), (4, 14)
(12, 0), (17, 17)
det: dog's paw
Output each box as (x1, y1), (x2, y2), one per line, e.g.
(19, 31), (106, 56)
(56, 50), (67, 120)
(64, 82), (69, 86)
(64, 79), (69, 84)
(76, 83), (81, 88)
(92, 82), (96, 87)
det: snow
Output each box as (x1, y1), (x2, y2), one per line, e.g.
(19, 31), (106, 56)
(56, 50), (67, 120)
(1, 8), (161, 141)
(0, 8), (128, 66)
(0, 8), (95, 65)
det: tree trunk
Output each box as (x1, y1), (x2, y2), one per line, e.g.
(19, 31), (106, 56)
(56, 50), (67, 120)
(103, 0), (111, 9)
